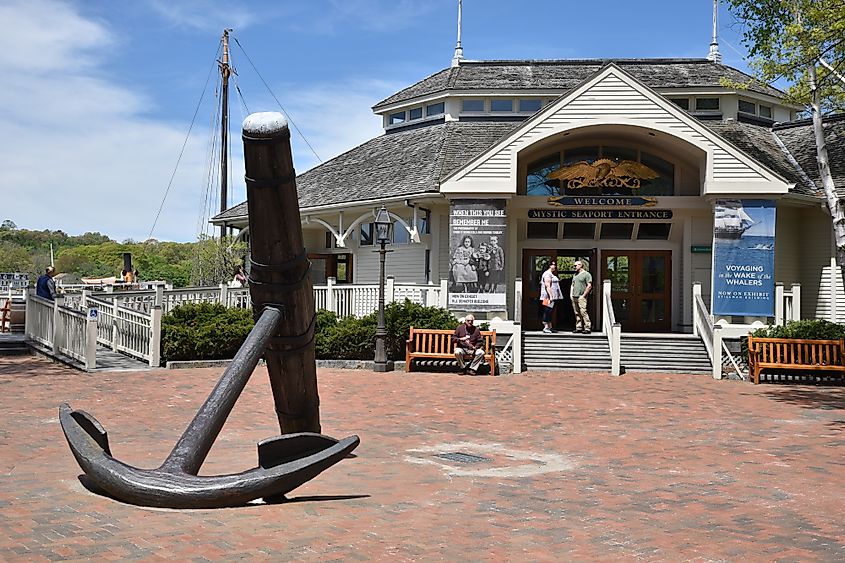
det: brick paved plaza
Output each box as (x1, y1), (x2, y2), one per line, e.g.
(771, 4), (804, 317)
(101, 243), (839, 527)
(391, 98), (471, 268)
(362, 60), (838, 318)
(1, 356), (843, 561)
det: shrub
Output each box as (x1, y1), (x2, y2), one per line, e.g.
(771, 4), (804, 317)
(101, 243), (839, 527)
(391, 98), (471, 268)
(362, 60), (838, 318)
(314, 300), (458, 361)
(161, 303), (254, 363)
(742, 319), (845, 361)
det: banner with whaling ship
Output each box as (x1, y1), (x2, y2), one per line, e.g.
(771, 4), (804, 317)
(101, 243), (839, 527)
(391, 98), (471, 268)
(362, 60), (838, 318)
(712, 200), (776, 316)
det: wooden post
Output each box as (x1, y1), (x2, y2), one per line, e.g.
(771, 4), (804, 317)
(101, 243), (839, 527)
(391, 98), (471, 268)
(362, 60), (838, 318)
(791, 283), (801, 321)
(692, 282), (701, 337)
(84, 308), (98, 371)
(220, 282), (228, 307)
(439, 279), (448, 309)
(149, 304), (162, 367)
(52, 297), (62, 355)
(712, 325), (723, 380)
(514, 277), (522, 323)
(111, 299), (119, 352)
(242, 112), (321, 434)
(386, 275), (395, 304)
(326, 276), (335, 313)
(775, 282), (784, 326)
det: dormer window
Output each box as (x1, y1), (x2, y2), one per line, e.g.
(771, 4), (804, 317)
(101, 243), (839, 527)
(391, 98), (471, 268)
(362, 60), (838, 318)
(389, 111), (406, 125)
(738, 99), (756, 114)
(695, 97), (720, 111)
(426, 102), (445, 116)
(409, 107), (423, 120)
(759, 105), (772, 118)
(670, 98), (690, 110)
(491, 99), (513, 112)
(519, 99), (542, 112)
(462, 99), (484, 112)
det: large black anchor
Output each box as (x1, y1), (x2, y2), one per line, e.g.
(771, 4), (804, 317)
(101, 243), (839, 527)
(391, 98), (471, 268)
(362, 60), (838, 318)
(60, 112), (359, 508)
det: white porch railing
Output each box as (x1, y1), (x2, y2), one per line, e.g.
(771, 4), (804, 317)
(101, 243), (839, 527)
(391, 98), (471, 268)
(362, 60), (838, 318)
(82, 290), (162, 366)
(601, 280), (622, 376)
(692, 282), (723, 380)
(25, 293), (97, 371)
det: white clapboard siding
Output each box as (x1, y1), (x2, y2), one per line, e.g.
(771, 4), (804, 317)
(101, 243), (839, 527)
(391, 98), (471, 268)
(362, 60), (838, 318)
(353, 243), (429, 285)
(462, 72), (765, 183)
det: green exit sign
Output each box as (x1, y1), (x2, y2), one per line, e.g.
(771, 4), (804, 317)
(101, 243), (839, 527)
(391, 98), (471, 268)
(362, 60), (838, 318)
(691, 245), (712, 254)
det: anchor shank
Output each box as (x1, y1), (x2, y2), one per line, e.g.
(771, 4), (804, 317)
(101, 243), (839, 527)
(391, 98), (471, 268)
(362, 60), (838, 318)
(160, 307), (282, 475)
(243, 113), (322, 435)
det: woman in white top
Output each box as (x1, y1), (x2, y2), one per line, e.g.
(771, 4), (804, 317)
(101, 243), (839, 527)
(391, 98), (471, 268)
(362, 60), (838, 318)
(539, 261), (564, 333)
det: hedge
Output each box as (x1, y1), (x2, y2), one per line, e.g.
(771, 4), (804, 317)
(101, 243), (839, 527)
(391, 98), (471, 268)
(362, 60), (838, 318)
(741, 319), (845, 361)
(161, 299), (459, 364)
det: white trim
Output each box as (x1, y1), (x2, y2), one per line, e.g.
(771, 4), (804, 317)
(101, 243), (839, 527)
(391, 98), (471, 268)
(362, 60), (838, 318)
(440, 64), (792, 196)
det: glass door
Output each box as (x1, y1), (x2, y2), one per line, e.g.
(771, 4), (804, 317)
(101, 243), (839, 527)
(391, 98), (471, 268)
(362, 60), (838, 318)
(522, 250), (594, 331)
(602, 250), (671, 332)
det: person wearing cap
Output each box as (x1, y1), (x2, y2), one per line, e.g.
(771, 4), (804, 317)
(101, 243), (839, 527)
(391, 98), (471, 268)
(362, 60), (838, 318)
(570, 260), (592, 334)
(452, 314), (484, 375)
(36, 266), (58, 301)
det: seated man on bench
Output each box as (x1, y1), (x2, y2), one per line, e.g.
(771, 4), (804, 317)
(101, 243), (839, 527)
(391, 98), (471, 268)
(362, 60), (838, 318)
(453, 314), (484, 375)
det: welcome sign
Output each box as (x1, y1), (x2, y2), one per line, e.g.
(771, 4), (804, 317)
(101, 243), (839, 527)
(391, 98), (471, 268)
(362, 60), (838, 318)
(712, 200), (776, 316)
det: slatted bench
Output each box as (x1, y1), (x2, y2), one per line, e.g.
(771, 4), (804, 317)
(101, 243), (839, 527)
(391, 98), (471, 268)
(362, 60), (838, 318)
(747, 335), (845, 384)
(405, 326), (496, 374)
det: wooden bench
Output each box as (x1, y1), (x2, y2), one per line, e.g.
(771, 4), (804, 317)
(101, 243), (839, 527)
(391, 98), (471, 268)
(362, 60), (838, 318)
(747, 335), (845, 384)
(405, 326), (496, 374)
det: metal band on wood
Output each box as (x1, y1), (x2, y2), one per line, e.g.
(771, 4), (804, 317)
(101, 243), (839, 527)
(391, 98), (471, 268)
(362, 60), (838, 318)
(250, 252), (309, 273)
(242, 130), (291, 144)
(269, 314), (317, 356)
(244, 173), (297, 189)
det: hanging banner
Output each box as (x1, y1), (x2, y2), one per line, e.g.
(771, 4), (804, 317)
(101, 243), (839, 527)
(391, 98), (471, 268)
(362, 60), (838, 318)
(448, 199), (507, 310)
(712, 199), (776, 316)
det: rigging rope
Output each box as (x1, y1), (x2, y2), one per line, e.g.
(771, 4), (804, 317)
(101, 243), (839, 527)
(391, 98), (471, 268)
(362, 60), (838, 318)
(146, 43), (222, 243)
(232, 35), (323, 163)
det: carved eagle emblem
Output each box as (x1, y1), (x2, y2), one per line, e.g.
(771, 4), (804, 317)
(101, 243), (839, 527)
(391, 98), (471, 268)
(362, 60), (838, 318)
(546, 159), (659, 190)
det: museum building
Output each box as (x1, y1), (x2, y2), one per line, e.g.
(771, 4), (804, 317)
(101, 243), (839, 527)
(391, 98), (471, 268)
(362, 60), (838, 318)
(213, 50), (845, 336)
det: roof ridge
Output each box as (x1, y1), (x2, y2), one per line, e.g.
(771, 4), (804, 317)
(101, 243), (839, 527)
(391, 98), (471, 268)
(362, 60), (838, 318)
(773, 113), (845, 130)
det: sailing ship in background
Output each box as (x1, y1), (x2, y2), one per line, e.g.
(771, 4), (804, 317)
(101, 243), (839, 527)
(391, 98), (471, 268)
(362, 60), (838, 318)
(714, 200), (756, 239)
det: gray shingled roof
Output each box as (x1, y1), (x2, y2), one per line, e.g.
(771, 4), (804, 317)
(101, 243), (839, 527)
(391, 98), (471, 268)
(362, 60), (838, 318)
(705, 120), (818, 196)
(373, 59), (785, 109)
(213, 121), (520, 222)
(774, 115), (845, 198)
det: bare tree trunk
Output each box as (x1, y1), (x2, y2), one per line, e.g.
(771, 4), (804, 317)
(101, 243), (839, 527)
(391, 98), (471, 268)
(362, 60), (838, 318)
(808, 64), (845, 308)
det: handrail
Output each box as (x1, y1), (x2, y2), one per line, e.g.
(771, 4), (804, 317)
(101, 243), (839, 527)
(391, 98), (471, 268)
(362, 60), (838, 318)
(692, 282), (722, 379)
(25, 292), (97, 370)
(602, 280), (622, 376)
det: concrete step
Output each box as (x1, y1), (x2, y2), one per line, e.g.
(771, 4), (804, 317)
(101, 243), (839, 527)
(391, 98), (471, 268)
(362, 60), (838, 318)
(0, 335), (31, 356)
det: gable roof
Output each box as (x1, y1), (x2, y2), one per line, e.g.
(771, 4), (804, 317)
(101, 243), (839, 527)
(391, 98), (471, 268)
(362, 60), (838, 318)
(212, 121), (520, 222)
(441, 63), (792, 194)
(773, 114), (845, 198)
(373, 59), (786, 110)
(705, 120), (818, 196)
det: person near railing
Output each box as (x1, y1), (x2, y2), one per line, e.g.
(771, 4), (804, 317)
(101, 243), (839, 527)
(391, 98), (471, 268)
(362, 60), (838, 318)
(540, 261), (564, 334)
(36, 266), (58, 301)
(570, 260), (592, 334)
(453, 314), (484, 375)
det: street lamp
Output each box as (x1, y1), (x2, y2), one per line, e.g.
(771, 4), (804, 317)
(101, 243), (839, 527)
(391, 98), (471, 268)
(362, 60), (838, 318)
(373, 205), (394, 372)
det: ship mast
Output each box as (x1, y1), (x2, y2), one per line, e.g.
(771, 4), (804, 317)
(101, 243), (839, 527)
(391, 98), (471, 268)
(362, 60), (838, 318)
(219, 29), (232, 239)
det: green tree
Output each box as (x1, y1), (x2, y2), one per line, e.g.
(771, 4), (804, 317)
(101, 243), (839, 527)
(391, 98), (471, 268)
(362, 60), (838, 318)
(0, 241), (34, 273)
(189, 235), (248, 287)
(727, 0), (845, 281)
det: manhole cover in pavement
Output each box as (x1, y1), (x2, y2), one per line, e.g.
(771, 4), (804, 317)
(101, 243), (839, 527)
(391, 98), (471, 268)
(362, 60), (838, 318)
(435, 452), (491, 464)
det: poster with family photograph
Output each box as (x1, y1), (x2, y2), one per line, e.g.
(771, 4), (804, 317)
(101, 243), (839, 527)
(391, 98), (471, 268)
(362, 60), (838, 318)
(712, 199), (776, 316)
(448, 199), (507, 310)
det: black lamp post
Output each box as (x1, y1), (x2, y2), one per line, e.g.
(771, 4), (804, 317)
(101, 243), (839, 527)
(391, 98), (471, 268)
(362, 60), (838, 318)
(373, 205), (394, 372)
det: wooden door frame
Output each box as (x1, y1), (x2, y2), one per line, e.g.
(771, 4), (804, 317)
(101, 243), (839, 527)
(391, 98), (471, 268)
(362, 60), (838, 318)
(601, 249), (671, 332)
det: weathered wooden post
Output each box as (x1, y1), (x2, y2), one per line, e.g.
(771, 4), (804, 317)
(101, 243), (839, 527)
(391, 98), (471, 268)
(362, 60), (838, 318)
(242, 112), (321, 434)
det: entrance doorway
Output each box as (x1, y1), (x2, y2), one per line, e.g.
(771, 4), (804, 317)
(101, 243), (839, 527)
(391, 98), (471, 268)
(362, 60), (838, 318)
(522, 250), (595, 331)
(602, 250), (671, 332)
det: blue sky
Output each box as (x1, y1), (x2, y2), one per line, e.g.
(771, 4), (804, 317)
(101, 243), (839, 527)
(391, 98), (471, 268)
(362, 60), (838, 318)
(0, 0), (760, 242)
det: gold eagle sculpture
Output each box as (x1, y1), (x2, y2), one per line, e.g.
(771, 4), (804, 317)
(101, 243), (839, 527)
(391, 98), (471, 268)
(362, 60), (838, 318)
(546, 159), (659, 190)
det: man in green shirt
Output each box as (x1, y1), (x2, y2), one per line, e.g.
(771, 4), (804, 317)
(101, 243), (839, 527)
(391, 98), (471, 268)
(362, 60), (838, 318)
(570, 260), (592, 334)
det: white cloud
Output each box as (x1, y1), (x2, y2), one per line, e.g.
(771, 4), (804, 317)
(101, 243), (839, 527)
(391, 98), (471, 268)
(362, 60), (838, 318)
(145, 0), (262, 32)
(0, 0), (410, 242)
